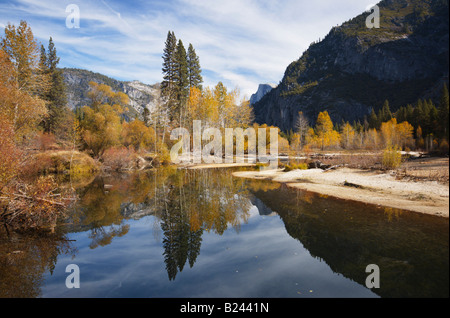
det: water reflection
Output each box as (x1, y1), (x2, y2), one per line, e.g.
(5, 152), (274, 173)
(0, 167), (448, 297)
(64, 168), (450, 297)
(249, 181), (449, 298)
(65, 167), (254, 280)
(0, 230), (76, 297)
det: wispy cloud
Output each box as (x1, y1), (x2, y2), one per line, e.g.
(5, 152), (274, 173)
(0, 0), (374, 97)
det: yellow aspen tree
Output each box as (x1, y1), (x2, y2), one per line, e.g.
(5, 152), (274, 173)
(187, 86), (202, 129)
(365, 128), (380, 149)
(315, 111), (337, 150)
(305, 127), (317, 149)
(290, 133), (301, 154)
(234, 99), (254, 128)
(1, 22), (48, 141)
(80, 83), (126, 157)
(122, 119), (156, 152)
(416, 125), (425, 149)
(340, 121), (355, 149)
(202, 87), (219, 127)
(396, 121), (414, 150)
(87, 82), (114, 109)
(380, 118), (398, 147)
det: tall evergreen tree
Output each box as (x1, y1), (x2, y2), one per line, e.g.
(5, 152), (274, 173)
(427, 100), (438, 136)
(405, 104), (414, 125)
(413, 99), (425, 134)
(39, 44), (47, 71)
(173, 39), (189, 124)
(368, 108), (379, 129)
(45, 37), (68, 134)
(378, 100), (392, 123)
(187, 43), (203, 90)
(161, 31), (178, 122)
(38, 44), (50, 101)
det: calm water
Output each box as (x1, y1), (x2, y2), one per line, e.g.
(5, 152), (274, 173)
(0, 167), (448, 298)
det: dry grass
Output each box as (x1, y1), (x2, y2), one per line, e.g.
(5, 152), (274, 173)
(24, 150), (99, 181)
(290, 151), (449, 184)
(304, 151), (383, 170)
(396, 157), (449, 184)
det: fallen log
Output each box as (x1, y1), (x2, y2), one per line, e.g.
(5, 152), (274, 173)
(323, 164), (346, 172)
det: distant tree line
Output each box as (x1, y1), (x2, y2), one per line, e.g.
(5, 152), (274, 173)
(367, 87), (449, 142)
(280, 84), (449, 154)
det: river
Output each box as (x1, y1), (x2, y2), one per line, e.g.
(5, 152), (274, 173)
(0, 167), (448, 298)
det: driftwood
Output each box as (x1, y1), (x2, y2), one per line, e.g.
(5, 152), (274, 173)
(307, 160), (346, 171)
(323, 164), (346, 172)
(12, 193), (66, 207)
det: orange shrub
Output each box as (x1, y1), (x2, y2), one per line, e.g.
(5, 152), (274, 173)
(0, 118), (22, 189)
(101, 146), (136, 171)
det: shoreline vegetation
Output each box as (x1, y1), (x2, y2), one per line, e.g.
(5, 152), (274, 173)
(178, 152), (449, 218)
(1, 22), (449, 233)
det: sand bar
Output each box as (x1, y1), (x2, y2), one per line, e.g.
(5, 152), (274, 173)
(232, 167), (449, 217)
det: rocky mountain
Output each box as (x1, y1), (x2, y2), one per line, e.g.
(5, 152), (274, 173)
(252, 0), (449, 132)
(62, 68), (160, 119)
(250, 83), (276, 105)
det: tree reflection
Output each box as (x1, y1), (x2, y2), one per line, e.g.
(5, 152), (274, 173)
(0, 229), (77, 297)
(66, 167), (254, 280)
(155, 168), (253, 280)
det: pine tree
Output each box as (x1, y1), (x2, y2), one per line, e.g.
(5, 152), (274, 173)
(427, 99), (438, 137)
(187, 43), (203, 90)
(395, 106), (407, 124)
(44, 37), (68, 135)
(38, 44), (50, 101)
(405, 104), (414, 125)
(161, 31), (178, 122)
(378, 100), (392, 123)
(413, 99), (425, 134)
(369, 108), (379, 129)
(173, 39), (189, 125)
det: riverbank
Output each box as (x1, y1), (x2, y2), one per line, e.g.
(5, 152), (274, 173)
(232, 164), (449, 218)
(180, 162), (256, 169)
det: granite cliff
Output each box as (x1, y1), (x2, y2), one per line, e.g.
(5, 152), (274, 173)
(250, 83), (276, 105)
(62, 68), (160, 120)
(252, 0), (449, 131)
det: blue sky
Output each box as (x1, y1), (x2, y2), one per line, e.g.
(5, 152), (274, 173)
(0, 0), (375, 98)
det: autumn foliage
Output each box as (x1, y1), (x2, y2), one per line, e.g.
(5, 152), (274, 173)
(1, 21), (449, 233)
(0, 22), (76, 232)
(1, 176), (75, 231)
(0, 118), (22, 191)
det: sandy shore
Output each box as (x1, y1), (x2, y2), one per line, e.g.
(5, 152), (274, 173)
(232, 167), (449, 217)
